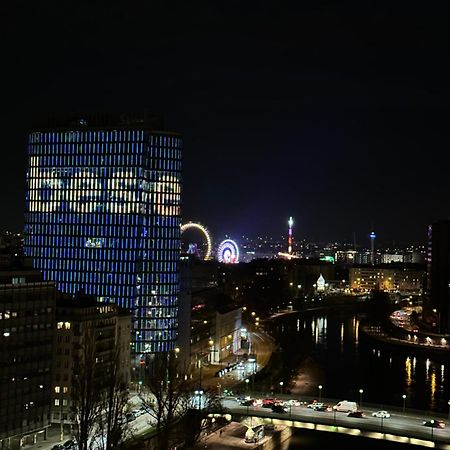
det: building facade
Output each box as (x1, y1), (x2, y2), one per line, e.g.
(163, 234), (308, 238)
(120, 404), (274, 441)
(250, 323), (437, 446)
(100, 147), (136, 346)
(426, 220), (450, 334)
(51, 297), (130, 426)
(0, 257), (55, 450)
(349, 265), (424, 294)
(24, 113), (182, 354)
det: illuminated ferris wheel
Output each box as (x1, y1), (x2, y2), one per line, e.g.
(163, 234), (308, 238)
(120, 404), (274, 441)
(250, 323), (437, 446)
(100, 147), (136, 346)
(180, 222), (212, 260)
(217, 239), (239, 264)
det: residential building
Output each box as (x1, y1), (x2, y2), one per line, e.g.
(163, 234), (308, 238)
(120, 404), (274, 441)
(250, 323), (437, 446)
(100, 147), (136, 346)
(0, 256), (55, 450)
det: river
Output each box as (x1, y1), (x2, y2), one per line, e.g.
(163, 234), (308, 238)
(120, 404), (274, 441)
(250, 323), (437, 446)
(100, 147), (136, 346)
(268, 310), (449, 413)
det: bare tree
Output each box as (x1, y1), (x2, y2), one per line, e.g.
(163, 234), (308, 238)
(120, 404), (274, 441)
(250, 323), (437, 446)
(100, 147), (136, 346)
(139, 351), (192, 450)
(71, 329), (102, 450)
(92, 346), (130, 450)
(183, 389), (229, 447)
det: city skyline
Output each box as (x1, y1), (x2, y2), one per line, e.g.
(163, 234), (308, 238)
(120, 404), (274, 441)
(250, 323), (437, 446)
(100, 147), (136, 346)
(3, 3), (450, 242)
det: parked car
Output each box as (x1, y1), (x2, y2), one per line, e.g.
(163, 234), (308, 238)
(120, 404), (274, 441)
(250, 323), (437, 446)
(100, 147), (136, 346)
(422, 420), (445, 429)
(262, 398), (276, 407)
(63, 440), (77, 449)
(51, 445), (64, 450)
(372, 410), (391, 418)
(347, 411), (365, 418)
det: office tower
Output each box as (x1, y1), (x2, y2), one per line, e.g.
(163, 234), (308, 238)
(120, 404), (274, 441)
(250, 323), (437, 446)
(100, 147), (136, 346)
(24, 113), (182, 354)
(426, 220), (450, 334)
(0, 256), (55, 449)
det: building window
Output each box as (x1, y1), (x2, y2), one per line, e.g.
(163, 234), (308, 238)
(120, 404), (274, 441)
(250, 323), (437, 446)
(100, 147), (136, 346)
(54, 399), (60, 406)
(54, 386), (60, 393)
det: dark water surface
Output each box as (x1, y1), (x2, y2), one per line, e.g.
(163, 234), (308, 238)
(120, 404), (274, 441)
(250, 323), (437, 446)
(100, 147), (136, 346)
(272, 311), (449, 413)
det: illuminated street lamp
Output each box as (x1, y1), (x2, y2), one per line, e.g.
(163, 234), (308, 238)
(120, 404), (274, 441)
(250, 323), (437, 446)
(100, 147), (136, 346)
(194, 389), (204, 409)
(279, 381), (284, 395)
(359, 389), (364, 408)
(245, 378), (250, 393)
(318, 385), (323, 403)
(402, 394), (406, 413)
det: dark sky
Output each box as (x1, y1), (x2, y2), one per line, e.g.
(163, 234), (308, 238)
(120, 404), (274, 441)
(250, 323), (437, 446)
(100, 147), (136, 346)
(3, 2), (450, 245)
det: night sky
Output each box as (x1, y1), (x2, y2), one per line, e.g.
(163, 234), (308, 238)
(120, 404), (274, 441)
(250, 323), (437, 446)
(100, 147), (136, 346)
(3, 2), (450, 245)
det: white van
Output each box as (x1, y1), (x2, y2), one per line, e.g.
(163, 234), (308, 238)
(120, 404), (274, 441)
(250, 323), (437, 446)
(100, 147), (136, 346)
(333, 400), (357, 412)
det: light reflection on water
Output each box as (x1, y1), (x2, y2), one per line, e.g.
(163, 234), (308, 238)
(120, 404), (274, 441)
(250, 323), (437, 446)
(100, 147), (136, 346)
(281, 312), (449, 412)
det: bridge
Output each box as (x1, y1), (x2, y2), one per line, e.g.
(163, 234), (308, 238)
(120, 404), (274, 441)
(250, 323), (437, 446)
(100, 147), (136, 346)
(221, 397), (450, 449)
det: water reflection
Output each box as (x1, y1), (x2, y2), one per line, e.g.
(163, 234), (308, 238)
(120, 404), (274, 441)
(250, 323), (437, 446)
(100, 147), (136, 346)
(277, 312), (449, 412)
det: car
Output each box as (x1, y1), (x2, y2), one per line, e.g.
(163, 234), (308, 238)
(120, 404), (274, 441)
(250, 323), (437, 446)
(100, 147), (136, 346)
(51, 445), (64, 450)
(241, 399), (256, 407)
(125, 412), (136, 423)
(271, 404), (288, 414)
(262, 398), (276, 407)
(372, 410), (391, 418)
(286, 399), (301, 407)
(307, 401), (324, 409)
(347, 411), (365, 418)
(253, 398), (263, 407)
(313, 404), (332, 412)
(422, 420), (445, 429)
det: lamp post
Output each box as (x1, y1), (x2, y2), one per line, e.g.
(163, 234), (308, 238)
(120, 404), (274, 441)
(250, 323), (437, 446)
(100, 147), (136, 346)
(194, 389), (204, 409)
(448, 400), (450, 420)
(279, 381), (284, 395)
(430, 420), (434, 441)
(318, 385), (323, 403)
(245, 378), (250, 393)
(380, 415), (384, 434)
(402, 394), (406, 413)
(359, 389), (364, 408)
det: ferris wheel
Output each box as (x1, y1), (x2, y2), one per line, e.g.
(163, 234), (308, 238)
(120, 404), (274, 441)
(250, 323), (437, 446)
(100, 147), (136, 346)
(217, 239), (239, 264)
(180, 222), (212, 260)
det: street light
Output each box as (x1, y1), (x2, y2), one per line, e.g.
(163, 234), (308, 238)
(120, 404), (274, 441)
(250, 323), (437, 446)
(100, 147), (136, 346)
(194, 389), (204, 409)
(318, 385), (323, 403)
(359, 389), (364, 408)
(430, 420), (435, 441)
(245, 378), (250, 393)
(402, 394), (406, 413)
(279, 381), (284, 395)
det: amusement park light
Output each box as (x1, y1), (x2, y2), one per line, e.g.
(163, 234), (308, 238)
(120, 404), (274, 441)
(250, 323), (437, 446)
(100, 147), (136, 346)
(180, 222), (212, 260)
(217, 239), (239, 264)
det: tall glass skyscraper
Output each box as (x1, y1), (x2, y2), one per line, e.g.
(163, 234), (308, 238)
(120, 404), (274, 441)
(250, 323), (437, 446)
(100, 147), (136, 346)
(24, 113), (182, 354)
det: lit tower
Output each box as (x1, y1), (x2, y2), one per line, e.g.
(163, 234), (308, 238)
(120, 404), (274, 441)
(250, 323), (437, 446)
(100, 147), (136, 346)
(369, 231), (376, 265)
(288, 216), (294, 254)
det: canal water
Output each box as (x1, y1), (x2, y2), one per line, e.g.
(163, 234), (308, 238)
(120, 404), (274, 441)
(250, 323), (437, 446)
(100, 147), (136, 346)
(270, 310), (449, 413)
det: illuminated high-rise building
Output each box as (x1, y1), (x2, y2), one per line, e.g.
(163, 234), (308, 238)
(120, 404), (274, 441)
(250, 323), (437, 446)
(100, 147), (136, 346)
(24, 113), (182, 354)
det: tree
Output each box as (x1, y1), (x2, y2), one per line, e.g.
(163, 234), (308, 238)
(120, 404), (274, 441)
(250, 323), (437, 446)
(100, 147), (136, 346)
(71, 329), (102, 450)
(139, 351), (192, 450)
(182, 389), (229, 447)
(91, 346), (130, 450)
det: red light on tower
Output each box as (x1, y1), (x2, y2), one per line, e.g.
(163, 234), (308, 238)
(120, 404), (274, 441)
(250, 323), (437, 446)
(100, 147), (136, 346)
(288, 216), (294, 254)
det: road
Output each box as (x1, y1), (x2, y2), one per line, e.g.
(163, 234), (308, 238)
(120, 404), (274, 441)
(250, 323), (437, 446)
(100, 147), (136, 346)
(221, 397), (450, 446)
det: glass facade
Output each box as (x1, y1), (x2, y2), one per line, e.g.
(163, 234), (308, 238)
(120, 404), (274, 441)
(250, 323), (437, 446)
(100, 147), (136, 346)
(24, 127), (182, 353)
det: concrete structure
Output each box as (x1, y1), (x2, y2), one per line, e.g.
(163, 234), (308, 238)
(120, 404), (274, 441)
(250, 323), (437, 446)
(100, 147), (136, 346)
(0, 256), (56, 450)
(24, 112), (182, 354)
(50, 296), (130, 426)
(349, 265), (424, 294)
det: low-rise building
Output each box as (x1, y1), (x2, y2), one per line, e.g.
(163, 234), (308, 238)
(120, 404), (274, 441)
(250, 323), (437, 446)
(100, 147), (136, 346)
(349, 265), (424, 294)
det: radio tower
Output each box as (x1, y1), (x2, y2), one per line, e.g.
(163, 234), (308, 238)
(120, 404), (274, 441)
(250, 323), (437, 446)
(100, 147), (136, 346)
(288, 216), (294, 254)
(369, 231), (376, 265)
